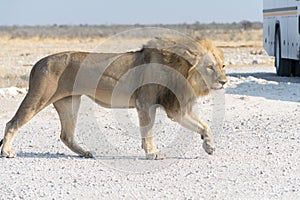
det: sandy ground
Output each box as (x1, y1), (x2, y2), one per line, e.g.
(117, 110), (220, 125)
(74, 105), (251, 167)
(0, 33), (299, 199)
(0, 65), (299, 199)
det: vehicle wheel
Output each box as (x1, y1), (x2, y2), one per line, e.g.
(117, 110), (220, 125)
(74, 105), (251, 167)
(274, 28), (292, 76)
(295, 62), (300, 77)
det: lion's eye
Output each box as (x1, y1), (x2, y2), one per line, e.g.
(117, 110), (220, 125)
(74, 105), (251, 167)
(222, 65), (226, 69)
(207, 65), (214, 71)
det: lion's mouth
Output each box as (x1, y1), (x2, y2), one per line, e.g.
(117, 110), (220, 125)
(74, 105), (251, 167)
(212, 87), (224, 90)
(211, 80), (227, 90)
(211, 84), (225, 90)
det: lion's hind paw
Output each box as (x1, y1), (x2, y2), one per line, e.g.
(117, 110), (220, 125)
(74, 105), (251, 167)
(79, 151), (94, 158)
(1, 150), (17, 158)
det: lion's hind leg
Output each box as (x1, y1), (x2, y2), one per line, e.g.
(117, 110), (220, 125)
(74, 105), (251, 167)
(1, 91), (53, 158)
(53, 96), (93, 158)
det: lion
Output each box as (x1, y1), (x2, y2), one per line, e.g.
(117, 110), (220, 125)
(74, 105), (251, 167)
(0, 37), (226, 160)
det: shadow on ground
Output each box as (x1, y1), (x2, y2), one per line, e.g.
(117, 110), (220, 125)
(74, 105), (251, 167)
(16, 151), (198, 160)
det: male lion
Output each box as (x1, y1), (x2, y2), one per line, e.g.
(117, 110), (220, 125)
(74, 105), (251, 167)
(0, 37), (226, 160)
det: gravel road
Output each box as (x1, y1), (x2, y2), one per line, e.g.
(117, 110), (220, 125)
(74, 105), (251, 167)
(0, 66), (300, 200)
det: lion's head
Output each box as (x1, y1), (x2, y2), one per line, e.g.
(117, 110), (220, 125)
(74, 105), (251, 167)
(187, 39), (227, 96)
(143, 37), (226, 97)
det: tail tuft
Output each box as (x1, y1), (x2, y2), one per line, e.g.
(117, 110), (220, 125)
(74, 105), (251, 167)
(0, 139), (3, 147)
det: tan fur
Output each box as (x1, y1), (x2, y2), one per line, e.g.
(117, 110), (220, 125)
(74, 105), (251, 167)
(1, 39), (226, 159)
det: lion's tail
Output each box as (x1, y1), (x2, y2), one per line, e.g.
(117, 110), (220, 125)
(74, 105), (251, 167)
(0, 139), (3, 147)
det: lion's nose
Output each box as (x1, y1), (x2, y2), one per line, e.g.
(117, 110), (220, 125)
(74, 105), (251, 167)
(219, 80), (227, 86)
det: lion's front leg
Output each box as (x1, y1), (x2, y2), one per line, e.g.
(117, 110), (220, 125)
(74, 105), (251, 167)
(136, 101), (163, 160)
(172, 111), (216, 155)
(141, 132), (161, 160)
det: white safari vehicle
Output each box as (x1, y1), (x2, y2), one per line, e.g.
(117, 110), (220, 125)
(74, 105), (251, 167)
(263, 0), (300, 76)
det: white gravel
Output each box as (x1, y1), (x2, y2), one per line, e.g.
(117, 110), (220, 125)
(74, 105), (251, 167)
(0, 66), (300, 200)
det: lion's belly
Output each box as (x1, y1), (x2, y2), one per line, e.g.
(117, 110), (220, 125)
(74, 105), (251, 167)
(91, 89), (136, 108)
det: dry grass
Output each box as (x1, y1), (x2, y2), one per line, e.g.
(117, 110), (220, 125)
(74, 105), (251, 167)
(194, 29), (263, 47)
(0, 36), (106, 87)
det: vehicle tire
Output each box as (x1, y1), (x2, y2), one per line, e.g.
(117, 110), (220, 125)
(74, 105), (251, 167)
(295, 62), (300, 77)
(274, 28), (292, 76)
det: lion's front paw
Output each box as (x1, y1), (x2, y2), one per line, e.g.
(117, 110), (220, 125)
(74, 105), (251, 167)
(202, 139), (216, 155)
(1, 149), (16, 158)
(146, 152), (164, 160)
